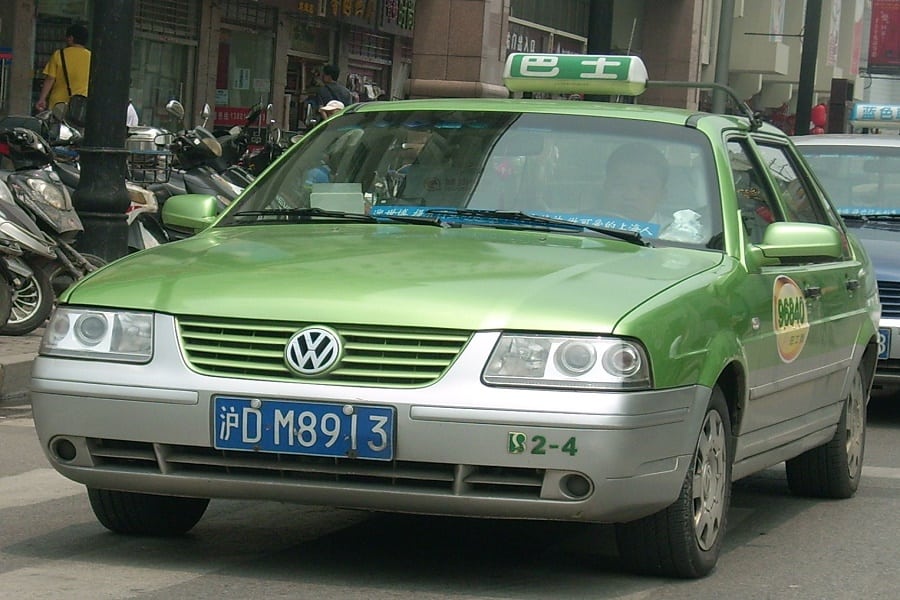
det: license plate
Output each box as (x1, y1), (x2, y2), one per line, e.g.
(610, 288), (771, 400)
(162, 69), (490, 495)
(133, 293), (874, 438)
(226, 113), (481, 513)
(213, 396), (394, 461)
(879, 327), (891, 360)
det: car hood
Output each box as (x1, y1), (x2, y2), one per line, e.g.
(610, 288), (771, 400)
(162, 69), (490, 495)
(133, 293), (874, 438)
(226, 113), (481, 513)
(67, 225), (723, 331)
(848, 225), (900, 281)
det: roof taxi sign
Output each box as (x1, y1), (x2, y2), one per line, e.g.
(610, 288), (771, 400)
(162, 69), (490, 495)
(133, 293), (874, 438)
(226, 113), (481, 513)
(503, 53), (648, 96)
(849, 104), (900, 128)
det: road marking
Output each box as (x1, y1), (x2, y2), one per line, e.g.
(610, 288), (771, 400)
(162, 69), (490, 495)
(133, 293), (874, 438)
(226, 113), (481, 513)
(863, 466), (900, 480)
(0, 468), (84, 510)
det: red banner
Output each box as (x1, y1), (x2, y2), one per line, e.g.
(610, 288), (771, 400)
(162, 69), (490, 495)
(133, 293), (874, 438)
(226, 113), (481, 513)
(869, 0), (900, 74)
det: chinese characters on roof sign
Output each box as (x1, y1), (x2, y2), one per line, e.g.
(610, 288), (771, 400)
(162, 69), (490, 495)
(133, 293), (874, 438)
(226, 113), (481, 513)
(503, 54), (648, 96)
(849, 103), (900, 127)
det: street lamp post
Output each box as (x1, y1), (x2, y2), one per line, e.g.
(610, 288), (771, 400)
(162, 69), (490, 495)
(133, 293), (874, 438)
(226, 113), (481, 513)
(72, 0), (135, 261)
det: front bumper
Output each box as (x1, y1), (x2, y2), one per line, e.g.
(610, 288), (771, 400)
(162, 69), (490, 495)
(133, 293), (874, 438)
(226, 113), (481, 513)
(31, 314), (710, 524)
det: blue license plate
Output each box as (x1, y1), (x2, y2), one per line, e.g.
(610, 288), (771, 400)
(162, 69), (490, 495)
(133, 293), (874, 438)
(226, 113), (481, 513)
(213, 396), (394, 461)
(879, 327), (891, 360)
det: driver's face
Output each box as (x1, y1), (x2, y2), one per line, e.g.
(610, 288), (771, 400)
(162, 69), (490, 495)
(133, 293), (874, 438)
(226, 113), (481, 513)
(605, 164), (664, 220)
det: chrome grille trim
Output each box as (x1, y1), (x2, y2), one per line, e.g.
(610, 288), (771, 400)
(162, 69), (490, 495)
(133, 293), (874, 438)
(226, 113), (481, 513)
(177, 316), (471, 386)
(85, 439), (548, 500)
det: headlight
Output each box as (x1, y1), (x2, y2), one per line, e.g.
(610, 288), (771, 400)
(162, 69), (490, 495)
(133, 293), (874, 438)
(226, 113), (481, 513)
(483, 334), (651, 390)
(27, 178), (71, 210)
(40, 307), (153, 363)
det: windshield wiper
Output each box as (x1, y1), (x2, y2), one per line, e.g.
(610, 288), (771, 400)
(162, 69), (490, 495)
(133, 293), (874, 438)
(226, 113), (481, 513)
(231, 207), (378, 223)
(840, 213), (900, 222)
(422, 208), (650, 246)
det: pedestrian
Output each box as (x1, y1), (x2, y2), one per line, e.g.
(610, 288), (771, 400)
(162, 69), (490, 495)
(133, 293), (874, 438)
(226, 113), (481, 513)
(35, 24), (91, 113)
(318, 100), (344, 123)
(126, 100), (139, 127)
(315, 65), (354, 108)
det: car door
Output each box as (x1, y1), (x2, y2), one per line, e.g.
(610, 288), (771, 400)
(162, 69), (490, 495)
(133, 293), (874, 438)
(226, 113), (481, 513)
(726, 136), (868, 461)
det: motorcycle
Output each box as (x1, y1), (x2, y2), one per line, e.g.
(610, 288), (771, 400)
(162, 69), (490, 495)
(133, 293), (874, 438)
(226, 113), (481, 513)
(238, 105), (301, 176)
(0, 127), (105, 300)
(143, 101), (246, 241)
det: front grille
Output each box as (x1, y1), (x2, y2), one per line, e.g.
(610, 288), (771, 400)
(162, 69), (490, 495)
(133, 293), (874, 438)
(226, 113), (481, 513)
(879, 280), (900, 319)
(86, 438), (547, 500)
(178, 316), (471, 387)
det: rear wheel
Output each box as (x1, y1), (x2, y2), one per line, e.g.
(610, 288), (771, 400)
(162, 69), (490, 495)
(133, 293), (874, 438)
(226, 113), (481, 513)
(785, 364), (867, 498)
(87, 488), (209, 535)
(0, 263), (54, 335)
(615, 386), (732, 578)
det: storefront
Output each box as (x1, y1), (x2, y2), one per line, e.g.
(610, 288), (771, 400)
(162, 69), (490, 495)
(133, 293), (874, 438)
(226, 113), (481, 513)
(284, 9), (333, 132)
(215, 0), (278, 133)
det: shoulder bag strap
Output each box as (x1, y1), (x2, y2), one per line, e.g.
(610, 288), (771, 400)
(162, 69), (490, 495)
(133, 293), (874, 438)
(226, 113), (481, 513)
(59, 48), (73, 96)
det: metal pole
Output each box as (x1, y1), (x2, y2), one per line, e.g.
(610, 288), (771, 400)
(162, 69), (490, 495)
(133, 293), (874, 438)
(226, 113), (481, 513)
(712, 0), (736, 114)
(795, 0), (823, 136)
(72, 0), (135, 261)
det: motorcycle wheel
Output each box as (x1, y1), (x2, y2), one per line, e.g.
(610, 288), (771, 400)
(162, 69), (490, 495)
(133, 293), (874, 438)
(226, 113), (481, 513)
(1, 263), (54, 336)
(45, 253), (108, 298)
(0, 278), (12, 332)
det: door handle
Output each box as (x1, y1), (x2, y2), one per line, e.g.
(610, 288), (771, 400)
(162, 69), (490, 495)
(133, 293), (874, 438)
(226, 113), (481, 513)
(803, 286), (822, 299)
(846, 279), (860, 291)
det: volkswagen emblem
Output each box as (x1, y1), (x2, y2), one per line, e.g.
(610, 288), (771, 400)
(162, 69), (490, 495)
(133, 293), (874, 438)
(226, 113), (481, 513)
(285, 326), (342, 376)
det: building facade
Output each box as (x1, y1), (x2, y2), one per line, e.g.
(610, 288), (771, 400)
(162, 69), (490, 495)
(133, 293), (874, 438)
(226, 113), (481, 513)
(0, 0), (872, 135)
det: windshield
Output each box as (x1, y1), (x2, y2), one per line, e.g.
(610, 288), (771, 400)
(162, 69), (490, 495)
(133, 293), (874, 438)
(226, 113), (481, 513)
(799, 145), (900, 216)
(222, 109), (721, 245)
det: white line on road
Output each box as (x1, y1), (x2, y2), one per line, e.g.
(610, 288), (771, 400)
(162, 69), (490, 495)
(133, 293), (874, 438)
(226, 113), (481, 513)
(0, 468), (84, 510)
(863, 466), (900, 480)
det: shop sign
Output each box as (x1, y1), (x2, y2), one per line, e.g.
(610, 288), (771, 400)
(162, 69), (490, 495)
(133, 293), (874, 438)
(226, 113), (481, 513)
(216, 106), (252, 127)
(326, 0), (377, 25)
(381, 0), (416, 33)
(506, 22), (549, 57)
(869, 0), (900, 74)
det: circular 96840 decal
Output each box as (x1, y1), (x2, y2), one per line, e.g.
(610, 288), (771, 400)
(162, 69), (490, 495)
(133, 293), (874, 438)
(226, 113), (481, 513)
(772, 275), (809, 363)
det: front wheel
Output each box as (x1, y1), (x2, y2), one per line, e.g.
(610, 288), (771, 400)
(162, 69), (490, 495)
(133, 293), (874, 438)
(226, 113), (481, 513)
(44, 253), (107, 297)
(87, 488), (209, 535)
(0, 262), (54, 335)
(785, 363), (867, 498)
(615, 386), (733, 578)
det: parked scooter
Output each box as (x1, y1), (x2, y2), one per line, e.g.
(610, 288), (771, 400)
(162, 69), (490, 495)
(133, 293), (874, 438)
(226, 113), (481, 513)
(238, 104), (300, 176)
(0, 127), (105, 299)
(144, 101), (246, 241)
(0, 179), (57, 334)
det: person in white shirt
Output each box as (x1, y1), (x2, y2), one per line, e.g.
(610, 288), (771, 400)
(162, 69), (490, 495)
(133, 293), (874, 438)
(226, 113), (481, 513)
(126, 101), (139, 127)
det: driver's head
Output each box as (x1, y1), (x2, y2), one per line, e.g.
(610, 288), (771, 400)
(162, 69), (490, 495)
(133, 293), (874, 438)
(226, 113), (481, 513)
(604, 142), (668, 221)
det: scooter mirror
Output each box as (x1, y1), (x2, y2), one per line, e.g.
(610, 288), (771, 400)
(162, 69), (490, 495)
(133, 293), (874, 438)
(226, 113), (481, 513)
(229, 126), (242, 136)
(165, 100), (185, 120)
(200, 104), (211, 127)
(154, 133), (174, 146)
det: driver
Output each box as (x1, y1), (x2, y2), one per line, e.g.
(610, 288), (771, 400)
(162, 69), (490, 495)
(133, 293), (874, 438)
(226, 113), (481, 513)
(603, 142), (669, 222)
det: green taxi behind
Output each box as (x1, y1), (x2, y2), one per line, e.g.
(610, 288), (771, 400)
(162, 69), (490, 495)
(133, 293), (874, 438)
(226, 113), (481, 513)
(30, 54), (879, 578)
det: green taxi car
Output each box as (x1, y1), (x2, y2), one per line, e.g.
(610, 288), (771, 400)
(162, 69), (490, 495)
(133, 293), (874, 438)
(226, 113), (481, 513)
(31, 55), (879, 578)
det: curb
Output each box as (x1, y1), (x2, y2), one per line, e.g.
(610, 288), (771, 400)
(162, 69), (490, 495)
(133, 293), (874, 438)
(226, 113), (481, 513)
(0, 352), (37, 404)
(0, 328), (43, 406)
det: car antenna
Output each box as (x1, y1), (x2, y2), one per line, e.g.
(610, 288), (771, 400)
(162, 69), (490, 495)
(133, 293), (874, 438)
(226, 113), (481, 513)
(645, 80), (764, 131)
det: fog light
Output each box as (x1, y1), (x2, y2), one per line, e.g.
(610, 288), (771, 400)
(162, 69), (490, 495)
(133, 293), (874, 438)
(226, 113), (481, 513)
(560, 473), (592, 499)
(52, 437), (77, 461)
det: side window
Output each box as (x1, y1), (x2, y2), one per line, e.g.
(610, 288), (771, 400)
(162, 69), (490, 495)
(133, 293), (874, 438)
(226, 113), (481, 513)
(726, 140), (778, 243)
(754, 143), (828, 225)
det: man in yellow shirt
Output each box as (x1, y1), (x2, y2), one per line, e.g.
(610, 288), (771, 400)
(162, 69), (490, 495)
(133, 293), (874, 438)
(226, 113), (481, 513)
(35, 24), (91, 112)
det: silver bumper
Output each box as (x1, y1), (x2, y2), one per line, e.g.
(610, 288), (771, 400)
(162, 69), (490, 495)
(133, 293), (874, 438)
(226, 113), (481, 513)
(31, 314), (711, 523)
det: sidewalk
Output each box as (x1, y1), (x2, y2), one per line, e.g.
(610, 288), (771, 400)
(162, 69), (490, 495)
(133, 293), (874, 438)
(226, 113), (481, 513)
(0, 328), (43, 405)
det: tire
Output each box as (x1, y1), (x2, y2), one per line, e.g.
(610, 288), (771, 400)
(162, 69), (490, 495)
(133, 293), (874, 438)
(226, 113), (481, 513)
(0, 263), (54, 336)
(45, 253), (107, 298)
(87, 488), (209, 536)
(785, 364), (867, 499)
(615, 386), (733, 578)
(0, 278), (12, 330)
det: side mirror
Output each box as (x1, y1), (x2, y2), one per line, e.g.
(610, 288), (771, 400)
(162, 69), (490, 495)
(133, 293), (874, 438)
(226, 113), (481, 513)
(154, 133), (174, 147)
(200, 103), (211, 127)
(747, 222), (843, 268)
(161, 194), (219, 233)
